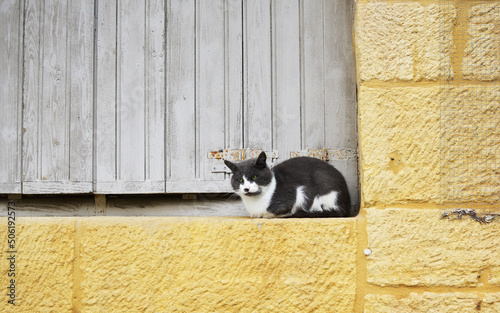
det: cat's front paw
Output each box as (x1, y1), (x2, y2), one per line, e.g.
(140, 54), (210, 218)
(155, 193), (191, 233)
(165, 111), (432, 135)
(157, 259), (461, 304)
(267, 204), (292, 217)
(251, 211), (276, 218)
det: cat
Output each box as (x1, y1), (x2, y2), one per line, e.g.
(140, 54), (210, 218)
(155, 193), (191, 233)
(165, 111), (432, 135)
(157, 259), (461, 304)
(224, 151), (352, 218)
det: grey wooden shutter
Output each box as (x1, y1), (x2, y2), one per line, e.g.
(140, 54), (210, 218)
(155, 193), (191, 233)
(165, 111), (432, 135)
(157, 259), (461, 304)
(0, 0), (357, 205)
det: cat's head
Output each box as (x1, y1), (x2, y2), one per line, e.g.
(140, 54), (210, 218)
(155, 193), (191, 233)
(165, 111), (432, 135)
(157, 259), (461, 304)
(224, 152), (273, 197)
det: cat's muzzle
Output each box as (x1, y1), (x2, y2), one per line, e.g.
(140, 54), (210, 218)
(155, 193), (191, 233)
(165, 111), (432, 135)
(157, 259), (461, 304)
(243, 189), (262, 196)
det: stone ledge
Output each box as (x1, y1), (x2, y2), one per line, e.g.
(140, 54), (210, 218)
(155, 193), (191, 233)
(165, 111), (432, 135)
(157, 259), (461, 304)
(1, 217), (357, 312)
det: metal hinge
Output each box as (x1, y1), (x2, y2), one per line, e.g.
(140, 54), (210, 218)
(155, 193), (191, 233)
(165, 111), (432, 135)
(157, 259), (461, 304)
(208, 149), (279, 173)
(208, 149), (244, 162)
(290, 148), (357, 161)
(244, 149), (279, 160)
(208, 149), (279, 161)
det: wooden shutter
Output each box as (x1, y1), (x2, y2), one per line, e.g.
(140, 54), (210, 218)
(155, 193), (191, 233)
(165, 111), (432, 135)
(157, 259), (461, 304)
(0, 0), (357, 204)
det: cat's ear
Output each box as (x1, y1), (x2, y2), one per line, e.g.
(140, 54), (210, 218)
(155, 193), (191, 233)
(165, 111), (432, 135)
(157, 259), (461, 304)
(255, 151), (267, 169)
(224, 160), (238, 173)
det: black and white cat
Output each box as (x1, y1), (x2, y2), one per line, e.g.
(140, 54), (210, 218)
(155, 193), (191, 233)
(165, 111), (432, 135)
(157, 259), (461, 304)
(225, 152), (352, 218)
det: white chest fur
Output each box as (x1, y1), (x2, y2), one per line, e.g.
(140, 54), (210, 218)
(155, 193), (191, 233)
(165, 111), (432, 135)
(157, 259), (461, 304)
(239, 176), (276, 218)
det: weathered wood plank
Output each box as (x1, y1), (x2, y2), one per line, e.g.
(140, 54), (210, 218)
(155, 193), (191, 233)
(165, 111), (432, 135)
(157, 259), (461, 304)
(22, 0), (42, 185)
(95, 0), (118, 184)
(0, 196), (246, 217)
(324, 0), (357, 150)
(106, 195), (246, 216)
(0, 0), (22, 193)
(166, 180), (233, 194)
(22, 181), (93, 194)
(0, 197), (95, 217)
(302, 0), (325, 149)
(145, 0), (166, 183)
(68, 0), (94, 184)
(23, 0), (94, 194)
(40, 0), (69, 182)
(166, 0), (197, 183)
(272, 0), (302, 160)
(225, 0), (244, 152)
(244, 0), (273, 150)
(116, 0), (146, 181)
(95, 181), (165, 194)
(197, 0), (226, 181)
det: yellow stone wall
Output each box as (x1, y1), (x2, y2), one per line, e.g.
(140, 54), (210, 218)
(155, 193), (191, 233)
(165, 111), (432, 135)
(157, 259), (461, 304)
(356, 0), (500, 312)
(1, 1), (499, 312)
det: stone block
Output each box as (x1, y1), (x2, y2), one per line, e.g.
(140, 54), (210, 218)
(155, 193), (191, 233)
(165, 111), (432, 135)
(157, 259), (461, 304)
(358, 86), (441, 205)
(359, 85), (500, 206)
(366, 208), (500, 287)
(483, 293), (500, 313)
(440, 86), (500, 205)
(78, 217), (357, 312)
(463, 3), (500, 81)
(355, 3), (456, 82)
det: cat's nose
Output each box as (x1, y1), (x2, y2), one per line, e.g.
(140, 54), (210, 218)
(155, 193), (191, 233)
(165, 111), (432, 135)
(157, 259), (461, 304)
(244, 188), (250, 192)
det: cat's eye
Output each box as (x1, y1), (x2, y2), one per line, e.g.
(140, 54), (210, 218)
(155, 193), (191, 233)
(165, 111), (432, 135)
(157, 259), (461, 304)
(237, 178), (243, 183)
(251, 175), (257, 181)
